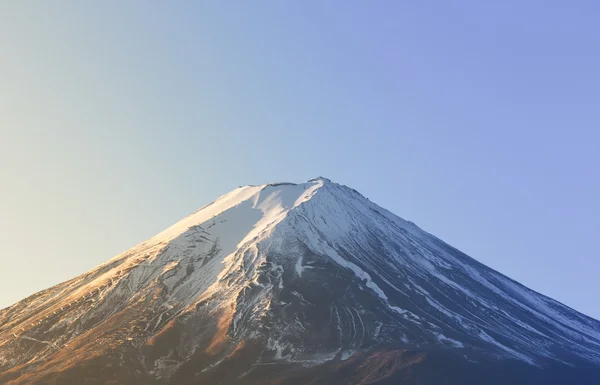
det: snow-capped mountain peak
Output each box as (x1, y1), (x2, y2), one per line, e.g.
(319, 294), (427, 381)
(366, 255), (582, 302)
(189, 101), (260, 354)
(1, 178), (599, 385)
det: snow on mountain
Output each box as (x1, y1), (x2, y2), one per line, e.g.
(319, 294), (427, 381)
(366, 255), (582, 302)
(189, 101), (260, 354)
(1, 177), (599, 385)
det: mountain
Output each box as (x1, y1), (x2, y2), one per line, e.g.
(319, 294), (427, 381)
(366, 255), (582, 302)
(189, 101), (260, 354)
(1, 177), (599, 385)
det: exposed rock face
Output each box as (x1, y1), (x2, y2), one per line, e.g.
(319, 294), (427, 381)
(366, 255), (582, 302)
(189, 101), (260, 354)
(1, 178), (599, 384)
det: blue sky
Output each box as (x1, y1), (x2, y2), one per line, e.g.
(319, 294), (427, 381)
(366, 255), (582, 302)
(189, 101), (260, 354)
(1, 2), (598, 319)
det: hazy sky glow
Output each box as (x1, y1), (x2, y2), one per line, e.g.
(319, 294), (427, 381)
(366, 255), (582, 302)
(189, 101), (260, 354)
(1, 2), (599, 319)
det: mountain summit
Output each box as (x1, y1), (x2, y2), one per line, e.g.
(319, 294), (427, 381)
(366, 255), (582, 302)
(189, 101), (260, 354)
(1, 178), (599, 384)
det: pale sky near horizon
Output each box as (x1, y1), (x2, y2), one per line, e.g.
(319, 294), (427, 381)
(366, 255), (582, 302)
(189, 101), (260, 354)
(1, 2), (599, 319)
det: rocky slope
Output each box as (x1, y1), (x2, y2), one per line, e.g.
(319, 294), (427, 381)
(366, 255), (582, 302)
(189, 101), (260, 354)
(1, 178), (599, 384)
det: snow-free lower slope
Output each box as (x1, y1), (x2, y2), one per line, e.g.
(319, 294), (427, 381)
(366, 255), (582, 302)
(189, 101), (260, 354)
(1, 177), (599, 385)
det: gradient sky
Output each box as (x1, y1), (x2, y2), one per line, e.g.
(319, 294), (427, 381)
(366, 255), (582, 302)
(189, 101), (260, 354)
(1, 2), (598, 319)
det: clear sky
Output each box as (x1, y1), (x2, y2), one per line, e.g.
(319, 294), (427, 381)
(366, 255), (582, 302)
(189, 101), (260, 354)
(1, 2), (598, 319)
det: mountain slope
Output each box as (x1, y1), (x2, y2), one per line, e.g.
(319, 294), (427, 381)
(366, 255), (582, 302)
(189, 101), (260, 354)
(1, 177), (599, 384)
